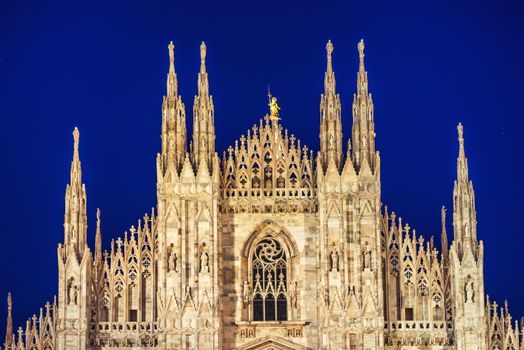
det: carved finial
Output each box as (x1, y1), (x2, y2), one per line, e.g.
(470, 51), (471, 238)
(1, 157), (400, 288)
(441, 206), (446, 227)
(168, 41), (174, 65)
(358, 39), (365, 70)
(457, 122), (465, 156)
(200, 41), (206, 65)
(326, 40), (333, 71)
(96, 208), (101, 222)
(7, 292), (12, 311)
(73, 127), (80, 154)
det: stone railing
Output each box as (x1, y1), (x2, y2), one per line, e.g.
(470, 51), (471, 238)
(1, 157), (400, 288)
(220, 188), (317, 213)
(89, 322), (159, 348)
(384, 321), (453, 347)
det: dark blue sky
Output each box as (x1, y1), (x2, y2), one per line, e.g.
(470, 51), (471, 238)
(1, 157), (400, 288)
(1, 0), (524, 336)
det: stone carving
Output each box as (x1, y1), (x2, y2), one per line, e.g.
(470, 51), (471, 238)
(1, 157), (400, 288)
(168, 245), (178, 272)
(242, 280), (251, 307)
(465, 276), (475, 303)
(363, 242), (372, 271)
(289, 281), (298, 309)
(68, 278), (78, 306)
(200, 251), (209, 273)
(330, 250), (339, 271)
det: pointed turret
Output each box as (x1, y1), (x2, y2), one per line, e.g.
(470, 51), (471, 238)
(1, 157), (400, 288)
(319, 40), (343, 170)
(4, 293), (14, 350)
(441, 206), (449, 270)
(63, 127), (88, 257)
(452, 123), (478, 257)
(161, 41), (187, 173)
(351, 39), (376, 172)
(192, 41), (216, 171)
(94, 208), (102, 267)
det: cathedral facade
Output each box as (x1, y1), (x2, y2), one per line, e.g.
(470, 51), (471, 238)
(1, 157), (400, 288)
(3, 40), (522, 350)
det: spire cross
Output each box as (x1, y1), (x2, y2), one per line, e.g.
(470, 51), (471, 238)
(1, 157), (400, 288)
(358, 39), (365, 71)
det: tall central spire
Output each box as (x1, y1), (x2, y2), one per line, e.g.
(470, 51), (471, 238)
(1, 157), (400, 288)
(63, 127), (88, 257)
(351, 39), (376, 172)
(192, 41), (215, 170)
(160, 41), (187, 173)
(452, 123), (478, 257)
(319, 40), (342, 170)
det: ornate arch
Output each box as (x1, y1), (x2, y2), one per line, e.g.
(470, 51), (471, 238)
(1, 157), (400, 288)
(240, 220), (300, 322)
(240, 220), (299, 258)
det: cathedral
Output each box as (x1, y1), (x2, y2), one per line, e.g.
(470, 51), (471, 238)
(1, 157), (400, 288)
(3, 39), (522, 350)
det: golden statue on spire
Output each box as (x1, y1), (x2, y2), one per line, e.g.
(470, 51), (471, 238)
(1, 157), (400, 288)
(267, 87), (281, 120)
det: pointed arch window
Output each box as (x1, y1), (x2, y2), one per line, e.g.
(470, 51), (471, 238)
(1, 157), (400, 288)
(251, 237), (288, 321)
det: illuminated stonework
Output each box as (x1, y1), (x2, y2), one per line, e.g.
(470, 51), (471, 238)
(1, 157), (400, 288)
(3, 40), (517, 350)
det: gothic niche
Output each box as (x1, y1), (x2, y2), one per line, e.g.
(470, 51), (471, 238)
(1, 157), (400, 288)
(168, 244), (178, 272)
(252, 237), (288, 321)
(200, 244), (209, 273)
(363, 242), (372, 271)
(330, 249), (339, 272)
(465, 275), (475, 303)
(68, 277), (78, 306)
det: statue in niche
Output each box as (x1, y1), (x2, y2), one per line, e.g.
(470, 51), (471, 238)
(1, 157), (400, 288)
(464, 222), (470, 237)
(201, 136), (206, 150)
(329, 133), (334, 148)
(168, 245), (177, 272)
(242, 281), (251, 307)
(264, 166), (272, 188)
(330, 250), (339, 271)
(68, 278), (78, 305)
(363, 243), (372, 270)
(465, 276), (475, 303)
(200, 251), (209, 273)
(289, 281), (298, 309)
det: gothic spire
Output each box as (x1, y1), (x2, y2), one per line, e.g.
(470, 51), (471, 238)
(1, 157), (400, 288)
(351, 39), (376, 172)
(319, 40), (342, 170)
(198, 41), (209, 96)
(64, 127), (88, 257)
(167, 41), (177, 97)
(324, 40), (335, 95)
(160, 41), (187, 173)
(441, 206), (449, 268)
(4, 293), (13, 350)
(192, 41), (216, 170)
(94, 208), (102, 265)
(452, 123), (478, 257)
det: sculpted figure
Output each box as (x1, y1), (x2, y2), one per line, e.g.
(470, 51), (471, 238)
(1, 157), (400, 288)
(200, 252), (209, 273)
(289, 281), (298, 309)
(168, 245), (177, 272)
(363, 243), (372, 270)
(465, 277), (474, 303)
(268, 96), (280, 118)
(330, 250), (339, 271)
(68, 279), (78, 305)
(242, 280), (251, 307)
